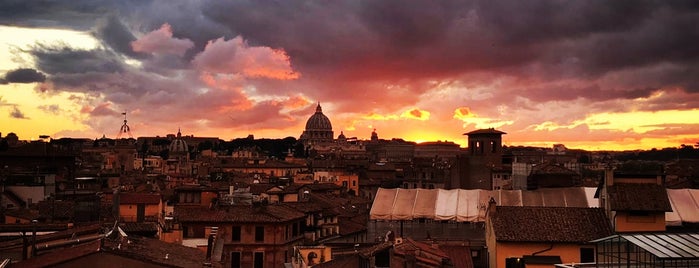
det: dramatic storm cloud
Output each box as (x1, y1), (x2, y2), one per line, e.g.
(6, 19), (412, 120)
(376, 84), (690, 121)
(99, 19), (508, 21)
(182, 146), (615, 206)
(0, 68), (46, 84)
(1, 0), (698, 150)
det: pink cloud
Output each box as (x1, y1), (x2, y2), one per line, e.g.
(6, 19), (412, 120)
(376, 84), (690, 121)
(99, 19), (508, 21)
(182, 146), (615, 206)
(80, 103), (119, 117)
(193, 36), (299, 80)
(131, 23), (194, 56)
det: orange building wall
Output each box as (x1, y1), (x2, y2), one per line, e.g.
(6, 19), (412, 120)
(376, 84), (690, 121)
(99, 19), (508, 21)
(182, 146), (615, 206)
(614, 211), (666, 232)
(201, 191), (217, 207)
(161, 230), (183, 244)
(297, 247), (332, 265)
(4, 215), (31, 224)
(493, 242), (589, 268)
(119, 202), (162, 222)
(282, 194), (299, 202)
(338, 174), (359, 196)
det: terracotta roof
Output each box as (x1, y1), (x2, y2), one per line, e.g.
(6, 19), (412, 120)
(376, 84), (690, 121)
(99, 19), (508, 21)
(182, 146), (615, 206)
(175, 204), (305, 223)
(440, 245), (474, 268)
(301, 183), (342, 192)
(0, 224), (101, 249)
(9, 239), (101, 268)
(267, 184), (302, 194)
(490, 206), (612, 243)
(393, 239), (450, 266)
(281, 202), (326, 213)
(102, 236), (207, 267)
(338, 218), (367, 236)
(119, 222), (158, 233)
(118, 193), (161, 204)
(248, 183), (274, 194)
(607, 183), (672, 211)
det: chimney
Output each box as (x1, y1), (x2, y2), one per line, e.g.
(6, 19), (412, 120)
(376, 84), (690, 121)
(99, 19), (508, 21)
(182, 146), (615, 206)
(604, 167), (614, 186)
(486, 197), (497, 216)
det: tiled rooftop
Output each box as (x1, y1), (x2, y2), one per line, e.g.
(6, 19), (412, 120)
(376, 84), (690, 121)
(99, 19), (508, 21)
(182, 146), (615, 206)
(118, 193), (161, 204)
(607, 183), (672, 211)
(175, 204), (305, 223)
(490, 206), (612, 243)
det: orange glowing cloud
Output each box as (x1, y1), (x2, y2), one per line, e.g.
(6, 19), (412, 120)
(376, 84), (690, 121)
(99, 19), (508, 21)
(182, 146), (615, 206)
(363, 112), (399, 121)
(362, 108), (431, 121)
(453, 106), (512, 130)
(400, 108), (430, 120)
(453, 107), (475, 119)
(280, 95), (312, 110)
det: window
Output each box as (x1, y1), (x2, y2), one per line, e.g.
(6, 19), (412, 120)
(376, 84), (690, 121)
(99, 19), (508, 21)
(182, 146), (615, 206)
(254, 252), (264, 268)
(255, 226), (264, 242)
(471, 250), (480, 259)
(231, 252), (241, 268)
(580, 248), (594, 263)
(232, 226), (241, 242)
(352, 180), (356, 186)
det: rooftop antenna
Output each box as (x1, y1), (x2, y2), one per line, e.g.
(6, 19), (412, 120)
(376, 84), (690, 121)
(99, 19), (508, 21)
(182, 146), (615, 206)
(116, 111), (133, 139)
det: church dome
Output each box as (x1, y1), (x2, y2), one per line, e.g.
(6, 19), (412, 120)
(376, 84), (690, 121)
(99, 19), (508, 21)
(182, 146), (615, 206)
(300, 103), (334, 144)
(305, 103), (332, 131)
(169, 129), (188, 153)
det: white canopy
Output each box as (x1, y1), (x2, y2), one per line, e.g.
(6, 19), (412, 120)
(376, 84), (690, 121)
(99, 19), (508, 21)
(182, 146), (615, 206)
(370, 187), (598, 222)
(370, 187), (699, 226)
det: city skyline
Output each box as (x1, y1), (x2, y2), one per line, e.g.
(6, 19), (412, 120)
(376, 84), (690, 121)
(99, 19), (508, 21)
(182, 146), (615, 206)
(1, 1), (699, 151)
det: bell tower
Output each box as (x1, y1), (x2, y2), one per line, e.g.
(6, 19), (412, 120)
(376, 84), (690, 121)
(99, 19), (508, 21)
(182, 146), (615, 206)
(455, 128), (506, 189)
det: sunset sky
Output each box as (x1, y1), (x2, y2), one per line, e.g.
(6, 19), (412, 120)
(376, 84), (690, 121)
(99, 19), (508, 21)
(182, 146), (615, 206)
(1, 1), (699, 151)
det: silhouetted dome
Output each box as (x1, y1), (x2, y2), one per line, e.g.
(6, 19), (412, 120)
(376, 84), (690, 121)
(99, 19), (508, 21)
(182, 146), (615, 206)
(305, 103), (332, 131)
(338, 131), (346, 140)
(169, 129), (188, 153)
(371, 129), (379, 141)
(300, 103), (334, 144)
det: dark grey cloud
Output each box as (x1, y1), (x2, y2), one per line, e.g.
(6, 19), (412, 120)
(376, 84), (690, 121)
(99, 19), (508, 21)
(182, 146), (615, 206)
(0, 0), (115, 30)
(474, 0), (654, 44)
(93, 15), (149, 59)
(29, 44), (124, 75)
(193, 0), (699, 103)
(1, 68), (46, 84)
(38, 104), (61, 115)
(10, 0), (699, 103)
(10, 106), (28, 119)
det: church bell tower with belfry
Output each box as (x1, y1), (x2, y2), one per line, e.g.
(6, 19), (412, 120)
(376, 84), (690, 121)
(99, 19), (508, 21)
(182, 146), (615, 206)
(452, 128), (506, 190)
